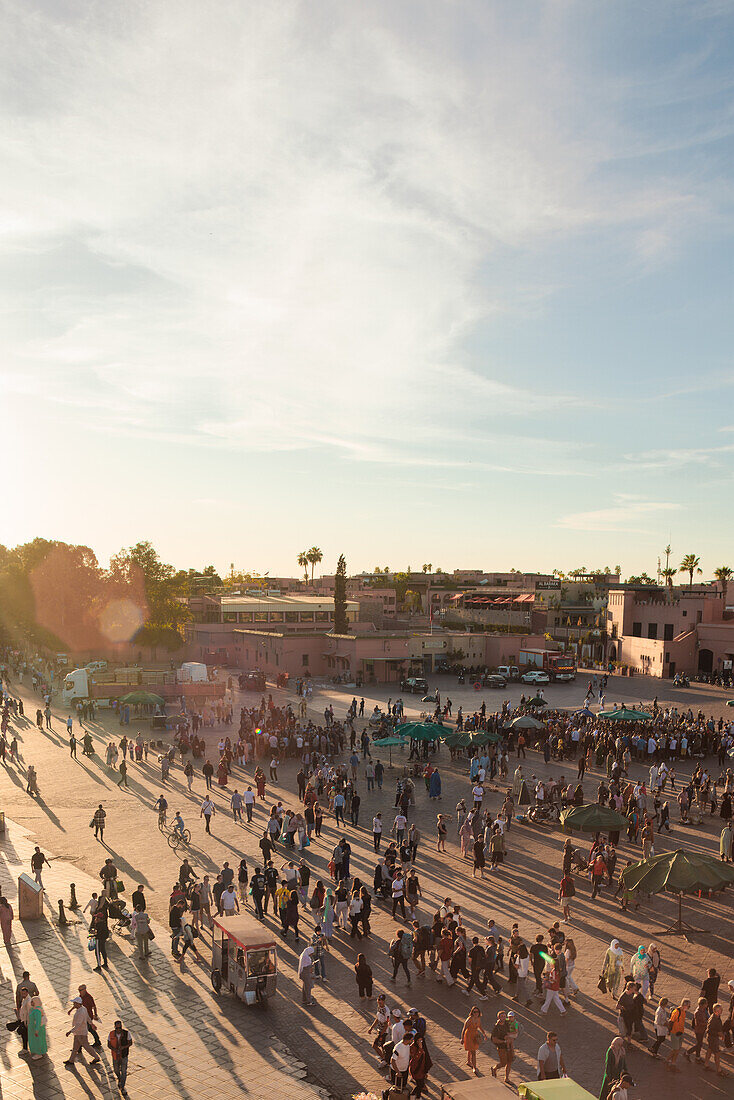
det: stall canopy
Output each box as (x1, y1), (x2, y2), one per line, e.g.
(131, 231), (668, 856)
(598, 707), (652, 721)
(560, 803), (628, 833)
(118, 691), (166, 707)
(620, 848), (734, 933)
(396, 721), (444, 742)
(507, 714), (546, 730)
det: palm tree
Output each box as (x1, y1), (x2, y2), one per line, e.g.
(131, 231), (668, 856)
(297, 551), (309, 583)
(679, 554), (702, 588)
(714, 565), (733, 607)
(306, 547), (323, 584)
(661, 566), (676, 596)
(664, 544), (672, 573)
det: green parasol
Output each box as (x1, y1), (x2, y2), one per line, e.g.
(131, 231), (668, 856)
(526, 696), (548, 708)
(372, 735), (408, 767)
(620, 848), (734, 933)
(598, 706), (652, 721)
(560, 803), (628, 833)
(119, 691), (166, 707)
(470, 730), (502, 746)
(396, 721), (444, 742)
(507, 714), (546, 730)
(442, 730), (472, 749)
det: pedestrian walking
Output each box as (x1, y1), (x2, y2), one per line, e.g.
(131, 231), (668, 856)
(30, 846), (51, 886)
(200, 796), (215, 834)
(27, 996), (48, 1060)
(461, 1005), (487, 1077)
(92, 804), (106, 842)
(354, 953), (373, 1000)
(130, 906), (151, 959)
(64, 996), (101, 1068)
(107, 1019), (133, 1094)
(0, 895), (14, 948)
(298, 944), (316, 1006)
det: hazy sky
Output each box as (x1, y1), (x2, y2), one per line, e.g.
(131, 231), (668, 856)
(2, 1), (734, 578)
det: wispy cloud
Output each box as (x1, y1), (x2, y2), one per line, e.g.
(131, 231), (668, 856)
(1, 0), (722, 473)
(555, 495), (681, 532)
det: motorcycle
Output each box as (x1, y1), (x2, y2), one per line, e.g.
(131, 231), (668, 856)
(528, 802), (560, 825)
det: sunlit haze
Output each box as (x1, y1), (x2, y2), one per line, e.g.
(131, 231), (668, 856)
(2, 2), (734, 576)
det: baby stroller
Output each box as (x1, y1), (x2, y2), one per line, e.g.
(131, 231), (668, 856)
(108, 898), (132, 935)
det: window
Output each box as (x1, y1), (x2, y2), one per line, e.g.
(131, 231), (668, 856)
(223, 612), (238, 623)
(285, 612), (299, 623)
(632, 622), (642, 637)
(647, 623), (658, 640)
(269, 612), (284, 622)
(611, 624), (618, 639)
(696, 610), (702, 623)
(315, 611), (329, 622)
(663, 623), (674, 641)
(301, 654), (309, 666)
(299, 611), (314, 622)
(238, 612), (253, 623)
(682, 610), (687, 617)
(665, 652), (670, 663)
(254, 612), (268, 622)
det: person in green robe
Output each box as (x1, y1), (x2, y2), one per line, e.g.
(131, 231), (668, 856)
(28, 996), (48, 1059)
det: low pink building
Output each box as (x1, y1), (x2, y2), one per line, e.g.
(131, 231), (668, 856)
(607, 585), (734, 678)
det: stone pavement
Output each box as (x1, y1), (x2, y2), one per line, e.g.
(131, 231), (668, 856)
(0, 818), (330, 1100)
(0, 670), (732, 1099)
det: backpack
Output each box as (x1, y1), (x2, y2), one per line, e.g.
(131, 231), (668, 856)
(400, 932), (413, 959)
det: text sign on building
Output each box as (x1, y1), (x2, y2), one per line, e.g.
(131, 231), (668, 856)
(536, 580), (561, 591)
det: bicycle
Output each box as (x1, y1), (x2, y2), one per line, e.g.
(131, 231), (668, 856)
(167, 827), (192, 852)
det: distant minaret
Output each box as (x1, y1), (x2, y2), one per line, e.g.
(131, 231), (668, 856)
(656, 557), (661, 584)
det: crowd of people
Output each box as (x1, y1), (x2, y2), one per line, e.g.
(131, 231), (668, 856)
(1, 647), (734, 1099)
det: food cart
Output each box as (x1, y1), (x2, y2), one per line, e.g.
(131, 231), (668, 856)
(210, 914), (277, 1005)
(518, 1079), (598, 1100)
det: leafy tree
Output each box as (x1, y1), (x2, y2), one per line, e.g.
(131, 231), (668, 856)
(109, 540), (189, 645)
(306, 546), (323, 583)
(297, 551), (309, 583)
(679, 553), (702, 588)
(333, 555), (348, 634)
(714, 565), (733, 607)
(626, 572), (658, 585)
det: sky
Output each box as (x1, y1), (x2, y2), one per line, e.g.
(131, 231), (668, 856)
(2, 0), (734, 580)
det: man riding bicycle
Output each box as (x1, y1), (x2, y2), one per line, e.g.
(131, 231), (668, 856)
(154, 794), (168, 827)
(173, 811), (186, 839)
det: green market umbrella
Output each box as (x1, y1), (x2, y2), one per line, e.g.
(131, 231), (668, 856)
(470, 730), (502, 747)
(620, 848), (734, 933)
(372, 735), (408, 767)
(526, 696), (548, 708)
(442, 730), (472, 749)
(118, 691), (166, 707)
(560, 803), (628, 834)
(396, 721), (444, 742)
(508, 714), (546, 730)
(598, 707), (652, 721)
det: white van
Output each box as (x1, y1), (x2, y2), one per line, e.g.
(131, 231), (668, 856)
(497, 665), (520, 681)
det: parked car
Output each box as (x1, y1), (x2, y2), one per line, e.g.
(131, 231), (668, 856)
(497, 665), (519, 681)
(484, 674), (507, 689)
(401, 677), (428, 694)
(521, 670), (550, 684)
(85, 660), (108, 674)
